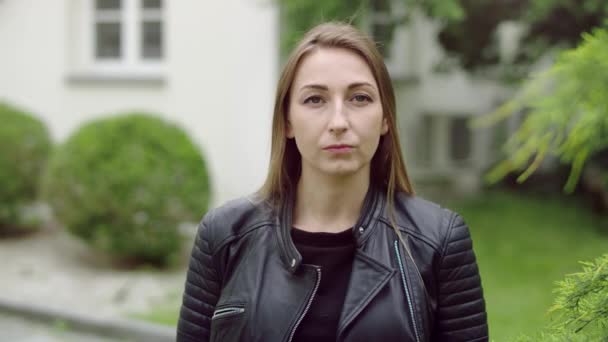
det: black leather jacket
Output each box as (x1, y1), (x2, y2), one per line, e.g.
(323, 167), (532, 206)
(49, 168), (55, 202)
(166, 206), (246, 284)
(177, 187), (488, 341)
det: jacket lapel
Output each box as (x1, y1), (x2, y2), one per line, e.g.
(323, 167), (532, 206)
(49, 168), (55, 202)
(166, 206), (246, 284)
(337, 250), (395, 340)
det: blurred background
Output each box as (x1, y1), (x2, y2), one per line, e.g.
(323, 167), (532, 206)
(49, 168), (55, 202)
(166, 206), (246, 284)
(0, 0), (607, 341)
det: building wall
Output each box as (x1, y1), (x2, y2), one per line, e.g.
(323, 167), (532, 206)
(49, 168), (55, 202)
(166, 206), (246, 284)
(386, 12), (516, 194)
(0, 0), (279, 208)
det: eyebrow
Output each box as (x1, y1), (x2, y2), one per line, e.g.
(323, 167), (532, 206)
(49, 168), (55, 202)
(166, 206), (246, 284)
(299, 82), (376, 92)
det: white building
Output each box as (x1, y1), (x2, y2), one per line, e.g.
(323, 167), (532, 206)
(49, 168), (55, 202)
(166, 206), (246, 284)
(363, 5), (522, 195)
(0, 0), (522, 207)
(0, 0), (279, 207)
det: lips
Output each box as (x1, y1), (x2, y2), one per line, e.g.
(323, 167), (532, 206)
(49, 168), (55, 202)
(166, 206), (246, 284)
(323, 144), (354, 152)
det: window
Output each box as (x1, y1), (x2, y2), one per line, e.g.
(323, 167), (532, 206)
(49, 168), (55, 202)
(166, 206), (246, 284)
(70, 0), (165, 80)
(94, 0), (122, 59)
(92, 0), (164, 62)
(450, 116), (472, 163)
(140, 0), (163, 60)
(417, 114), (474, 169)
(418, 114), (434, 166)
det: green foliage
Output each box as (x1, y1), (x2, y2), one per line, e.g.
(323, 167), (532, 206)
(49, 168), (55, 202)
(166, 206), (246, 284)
(42, 113), (211, 265)
(277, 0), (464, 54)
(516, 0), (608, 67)
(280, 0), (606, 75)
(278, 0), (366, 53)
(0, 102), (51, 228)
(439, 0), (607, 73)
(434, 0), (607, 74)
(513, 254), (608, 341)
(550, 253), (608, 338)
(476, 28), (608, 192)
(513, 331), (595, 342)
(437, 0), (523, 71)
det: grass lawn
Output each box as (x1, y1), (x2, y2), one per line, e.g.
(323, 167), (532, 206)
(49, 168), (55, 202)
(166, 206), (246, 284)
(135, 190), (608, 341)
(131, 304), (180, 327)
(129, 291), (182, 327)
(447, 190), (608, 341)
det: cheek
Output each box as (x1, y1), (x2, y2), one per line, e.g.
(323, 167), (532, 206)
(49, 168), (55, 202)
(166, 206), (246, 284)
(359, 115), (385, 155)
(290, 112), (322, 141)
(290, 121), (319, 156)
(363, 134), (382, 158)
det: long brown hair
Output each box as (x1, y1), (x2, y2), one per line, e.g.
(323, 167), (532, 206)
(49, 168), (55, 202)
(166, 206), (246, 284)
(258, 21), (414, 207)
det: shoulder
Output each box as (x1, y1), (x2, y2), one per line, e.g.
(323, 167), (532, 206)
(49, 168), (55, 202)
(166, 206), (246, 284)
(196, 194), (274, 253)
(383, 192), (466, 253)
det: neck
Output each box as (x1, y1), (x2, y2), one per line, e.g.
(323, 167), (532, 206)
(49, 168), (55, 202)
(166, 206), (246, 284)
(293, 167), (370, 233)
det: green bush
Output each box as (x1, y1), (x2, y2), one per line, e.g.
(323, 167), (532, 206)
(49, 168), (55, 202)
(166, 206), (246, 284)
(0, 102), (51, 228)
(42, 113), (211, 265)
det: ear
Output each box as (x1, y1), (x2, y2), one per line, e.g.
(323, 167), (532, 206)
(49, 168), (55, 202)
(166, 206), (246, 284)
(381, 116), (389, 135)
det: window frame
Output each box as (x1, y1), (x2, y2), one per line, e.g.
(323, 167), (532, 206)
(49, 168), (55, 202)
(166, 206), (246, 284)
(73, 0), (165, 80)
(417, 113), (476, 169)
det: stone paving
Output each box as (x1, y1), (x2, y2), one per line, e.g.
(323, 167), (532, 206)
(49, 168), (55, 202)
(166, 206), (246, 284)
(0, 313), (125, 342)
(0, 224), (192, 340)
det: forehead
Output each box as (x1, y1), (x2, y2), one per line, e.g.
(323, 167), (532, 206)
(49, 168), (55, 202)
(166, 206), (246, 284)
(292, 47), (377, 88)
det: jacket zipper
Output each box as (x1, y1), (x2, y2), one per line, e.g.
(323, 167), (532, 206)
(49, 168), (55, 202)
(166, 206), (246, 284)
(287, 266), (321, 342)
(394, 240), (421, 342)
(212, 306), (245, 320)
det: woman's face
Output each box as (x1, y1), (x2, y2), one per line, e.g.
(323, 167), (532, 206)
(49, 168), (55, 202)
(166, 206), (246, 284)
(287, 47), (388, 179)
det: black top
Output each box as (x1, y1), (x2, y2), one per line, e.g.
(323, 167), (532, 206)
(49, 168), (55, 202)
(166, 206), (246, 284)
(290, 226), (356, 342)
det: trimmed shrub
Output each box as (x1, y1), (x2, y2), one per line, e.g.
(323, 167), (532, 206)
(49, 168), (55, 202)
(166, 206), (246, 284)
(0, 102), (51, 229)
(42, 113), (211, 265)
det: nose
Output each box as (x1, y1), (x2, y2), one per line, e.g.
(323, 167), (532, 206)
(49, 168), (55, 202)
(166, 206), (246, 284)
(328, 101), (348, 134)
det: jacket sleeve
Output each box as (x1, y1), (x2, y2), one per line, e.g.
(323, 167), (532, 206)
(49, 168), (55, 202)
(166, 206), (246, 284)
(434, 212), (489, 341)
(176, 218), (221, 342)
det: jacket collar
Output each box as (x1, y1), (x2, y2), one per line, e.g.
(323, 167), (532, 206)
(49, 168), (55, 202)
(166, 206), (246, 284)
(275, 183), (386, 273)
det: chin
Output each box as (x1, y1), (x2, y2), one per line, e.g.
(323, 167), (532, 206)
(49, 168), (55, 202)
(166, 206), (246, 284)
(319, 163), (363, 177)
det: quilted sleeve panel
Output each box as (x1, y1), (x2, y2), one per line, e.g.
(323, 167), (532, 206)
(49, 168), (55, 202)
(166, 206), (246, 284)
(434, 212), (489, 341)
(176, 218), (221, 342)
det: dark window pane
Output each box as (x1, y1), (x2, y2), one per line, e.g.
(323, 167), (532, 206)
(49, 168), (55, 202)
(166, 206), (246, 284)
(370, 0), (390, 12)
(96, 0), (121, 10)
(96, 23), (121, 58)
(142, 21), (163, 59)
(450, 117), (471, 161)
(143, 0), (162, 9)
(418, 115), (433, 165)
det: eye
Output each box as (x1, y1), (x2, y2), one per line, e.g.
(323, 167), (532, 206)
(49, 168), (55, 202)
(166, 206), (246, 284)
(352, 94), (373, 103)
(303, 95), (324, 105)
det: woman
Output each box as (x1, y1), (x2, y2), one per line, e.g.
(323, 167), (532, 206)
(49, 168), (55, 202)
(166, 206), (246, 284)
(177, 22), (488, 342)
